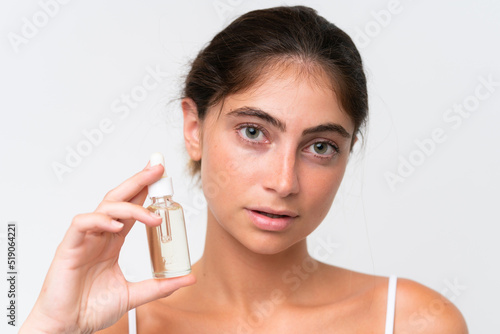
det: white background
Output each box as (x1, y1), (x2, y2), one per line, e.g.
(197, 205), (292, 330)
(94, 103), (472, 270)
(1, 0), (499, 332)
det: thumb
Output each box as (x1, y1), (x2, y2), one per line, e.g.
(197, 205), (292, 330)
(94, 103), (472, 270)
(127, 274), (196, 309)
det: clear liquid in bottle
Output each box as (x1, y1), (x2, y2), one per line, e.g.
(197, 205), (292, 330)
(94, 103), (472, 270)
(146, 196), (191, 278)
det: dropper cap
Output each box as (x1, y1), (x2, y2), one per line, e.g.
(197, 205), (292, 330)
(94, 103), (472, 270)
(147, 152), (174, 198)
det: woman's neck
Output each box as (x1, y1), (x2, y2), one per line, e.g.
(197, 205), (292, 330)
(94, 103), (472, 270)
(191, 207), (321, 313)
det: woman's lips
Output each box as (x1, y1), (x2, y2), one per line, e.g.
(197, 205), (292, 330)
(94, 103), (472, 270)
(245, 208), (296, 231)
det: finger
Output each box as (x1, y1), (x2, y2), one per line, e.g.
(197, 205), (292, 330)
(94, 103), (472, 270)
(96, 202), (162, 227)
(62, 213), (124, 249)
(129, 186), (149, 207)
(127, 274), (197, 310)
(103, 164), (164, 203)
(96, 201), (162, 236)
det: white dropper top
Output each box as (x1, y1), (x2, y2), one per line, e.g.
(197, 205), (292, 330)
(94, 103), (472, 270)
(147, 152), (174, 198)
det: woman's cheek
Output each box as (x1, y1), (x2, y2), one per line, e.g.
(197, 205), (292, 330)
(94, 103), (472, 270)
(201, 136), (248, 202)
(201, 137), (226, 202)
(303, 169), (344, 222)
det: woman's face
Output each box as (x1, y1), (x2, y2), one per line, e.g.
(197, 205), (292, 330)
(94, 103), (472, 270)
(196, 65), (355, 254)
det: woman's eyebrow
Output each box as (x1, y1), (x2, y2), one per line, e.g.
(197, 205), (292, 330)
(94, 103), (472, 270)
(226, 106), (351, 138)
(226, 106), (286, 131)
(302, 123), (351, 138)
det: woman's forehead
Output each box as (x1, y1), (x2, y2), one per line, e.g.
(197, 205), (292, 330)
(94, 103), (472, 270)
(243, 60), (337, 95)
(217, 67), (353, 131)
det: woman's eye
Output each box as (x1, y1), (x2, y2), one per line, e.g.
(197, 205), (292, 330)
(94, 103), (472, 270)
(245, 127), (260, 139)
(307, 142), (338, 157)
(238, 126), (266, 142)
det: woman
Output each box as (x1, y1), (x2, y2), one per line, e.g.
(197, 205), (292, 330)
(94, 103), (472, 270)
(20, 6), (467, 333)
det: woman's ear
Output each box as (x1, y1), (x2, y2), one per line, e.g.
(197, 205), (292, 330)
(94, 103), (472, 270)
(351, 135), (358, 148)
(182, 98), (202, 161)
(348, 135), (359, 156)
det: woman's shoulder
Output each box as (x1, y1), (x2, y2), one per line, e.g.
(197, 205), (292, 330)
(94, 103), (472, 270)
(392, 277), (468, 333)
(318, 265), (468, 333)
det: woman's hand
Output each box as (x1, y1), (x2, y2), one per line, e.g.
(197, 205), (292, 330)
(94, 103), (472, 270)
(20, 163), (196, 334)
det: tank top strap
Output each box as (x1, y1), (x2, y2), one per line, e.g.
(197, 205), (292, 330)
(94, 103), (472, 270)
(128, 308), (137, 334)
(384, 275), (398, 334)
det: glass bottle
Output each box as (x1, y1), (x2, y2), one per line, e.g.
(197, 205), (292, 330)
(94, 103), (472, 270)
(146, 153), (191, 278)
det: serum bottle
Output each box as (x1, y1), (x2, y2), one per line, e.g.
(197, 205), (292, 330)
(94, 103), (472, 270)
(146, 152), (191, 278)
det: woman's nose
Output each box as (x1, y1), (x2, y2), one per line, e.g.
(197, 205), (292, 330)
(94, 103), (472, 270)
(264, 148), (300, 197)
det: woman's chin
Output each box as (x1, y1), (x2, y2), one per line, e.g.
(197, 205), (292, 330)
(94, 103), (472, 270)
(237, 231), (303, 256)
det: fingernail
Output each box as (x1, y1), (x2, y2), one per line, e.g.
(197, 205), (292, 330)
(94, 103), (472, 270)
(149, 211), (161, 219)
(112, 220), (124, 228)
(146, 164), (160, 171)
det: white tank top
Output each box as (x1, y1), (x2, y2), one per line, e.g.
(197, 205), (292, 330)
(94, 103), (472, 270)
(128, 275), (398, 334)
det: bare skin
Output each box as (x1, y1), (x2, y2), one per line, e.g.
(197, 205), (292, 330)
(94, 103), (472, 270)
(105, 266), (466, 333)
(99, 64), (468, 333)
(22, 63), (467, 333)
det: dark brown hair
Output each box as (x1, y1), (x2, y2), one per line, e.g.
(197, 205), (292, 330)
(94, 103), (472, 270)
(183, 5), (368, 177)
